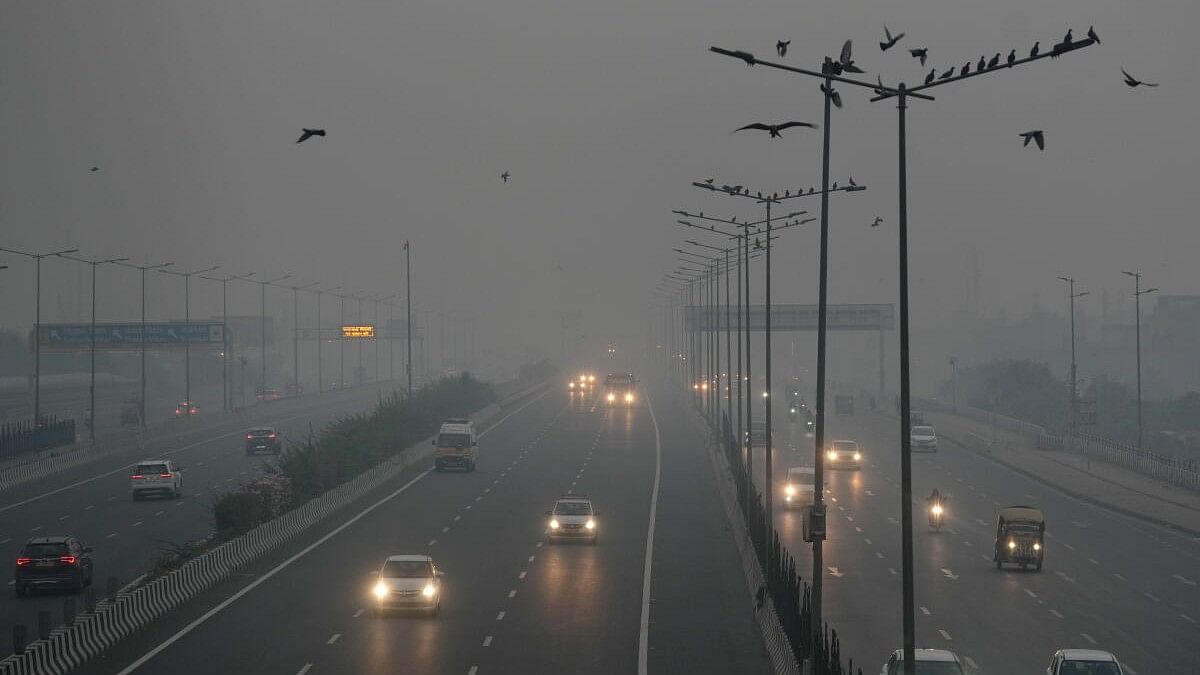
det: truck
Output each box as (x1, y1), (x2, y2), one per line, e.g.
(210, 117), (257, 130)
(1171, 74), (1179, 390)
(433, 418), (478, 472)
(993, 505), (1045, 571)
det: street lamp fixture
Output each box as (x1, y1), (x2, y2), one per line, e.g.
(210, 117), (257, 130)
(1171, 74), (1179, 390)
(1122, 271), (1158, 448)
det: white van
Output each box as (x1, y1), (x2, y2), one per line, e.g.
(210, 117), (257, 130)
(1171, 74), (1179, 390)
(784, 466), (816, 509)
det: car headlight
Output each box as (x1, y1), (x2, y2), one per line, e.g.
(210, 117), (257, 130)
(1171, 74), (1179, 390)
(588, 375), (595, 382)
(785, 485), (796, 496)
(585, 519), (596, 530)
(373, 582), (389, 599)
(549, 519), (560, 529)
(853, 452), (861, 461)
(625, 393), (634, 402)
(607, 393), (616, 402)
(790, 408), (796, 414)
(931, 504), (943, 515)
(569, 382), (575, 389)
(1008, 540), (1017, 549)
(826, 450), (837, 460)
(422, 583), (437, 598)
(1033, 542), (1041, 551)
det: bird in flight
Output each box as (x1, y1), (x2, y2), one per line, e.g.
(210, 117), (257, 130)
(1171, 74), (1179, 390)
(1087, 26), (1100, 45)
(879, 26), (904, 51)
(89, 167), (99, 172)
(871, 216), (883, 227)
(501, 171), (510, 183)
(839, 40), (864, 73)
(296, 128), (326, 143)
(819, 83), (843, 108)
(909, 48), (928, 67)
(1121, 68), (1158, 87)
(1019, 130), (1045, 151)
(777, 40), (791, 57)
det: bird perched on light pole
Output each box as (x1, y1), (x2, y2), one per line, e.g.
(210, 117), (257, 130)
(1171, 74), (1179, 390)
(776, 40), (790, 57)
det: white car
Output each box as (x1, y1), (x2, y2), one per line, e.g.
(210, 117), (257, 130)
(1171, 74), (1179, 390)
(546, 495), (597, 543)
(881, 648), (966, 675)
(130, 459), (183, 500)
(911, 425), (938, 452)
(826, 440), (863, 470)
(371, 554), (443, 615)
(1046, 649), (1125, 674)
(783, 466), (816, 509)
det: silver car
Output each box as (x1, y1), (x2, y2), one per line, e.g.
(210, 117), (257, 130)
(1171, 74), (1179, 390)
(910, 425), (938, 452)
(546, 495), (598, 543)
(371, 555), (443, 616)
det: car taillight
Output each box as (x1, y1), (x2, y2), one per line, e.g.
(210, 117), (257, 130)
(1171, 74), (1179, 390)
(132, 475), (144, 480)
(246, 434), (254, 439)
(59, 556), (77, 565)
(15, 558), (31, 566)
(269, 433), (276, 438)
(160, 473), (173, 478)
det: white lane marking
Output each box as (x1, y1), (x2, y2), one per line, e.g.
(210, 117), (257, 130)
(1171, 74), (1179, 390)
(106, 532), (118, 539)
(940, 568), (959, 581)
(938, 629), (952, 641)
(963, 656), (979, 669)
(482, 636), (493, 647)
(296, 665), (312, 675)
(1144, 592), (1160, 602)
(475, 496), (482, 502)
(1024, 588), (1037, 598)
(1087, 557), (1099, 565)
(919, 606), (930, 615)
(131, 521), (143, 527)
(468, 666), (479, 675)
(0, 538), (9, 544)
(508, 589), (517, 598)
(454, 515), (461, 522)
(888, 568), (897, 575)
(496, 611), (505, 620)
(855, 527), (863, 533)
(154, 511), (164, 517)
(863, 538), (871, 544)
(1055, 571), (1076, 583)
(464, 505), (472, 511)
(1080, 633), (1097, 645)
(536, 541), (543, 548)
(427, 539), (437, 547)
(1050, 609), (1064, 618)
(828, 567), (844, 578)
(1113, 573), (1127, 582)
(1173, 574), (1197, 586)
(326, 633), (340, 645)
(637, 394), (664, 675)
(30, 525), (42, 532)
(875, 552), (884, 559)
(518, 571), (526, 579)
(353, 608), (365, 618)
(527, 555), (535, 563)
(1180, 613), (1197, 624)
(1063, 543), (1075, 550)
(442, 527), (449, 533)
(58, 515), (70, 521)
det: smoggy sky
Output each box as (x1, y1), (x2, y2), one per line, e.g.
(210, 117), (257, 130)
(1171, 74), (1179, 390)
(1, 0), (1196, 380)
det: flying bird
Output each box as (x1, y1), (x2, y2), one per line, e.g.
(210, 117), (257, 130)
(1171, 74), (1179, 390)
(819, 83), (843, 108)
(735, 121), (817, 138)
(1019, 130), (1045, 151)
(1087, 26), (1100, 45)
(925, 69), (936, 85)
(879, 26), (904, 51)
(910, 48), (928, 66)
(988, 53), (1001, 69)
(871, 216), (883, 227)
(1007, 49), (1016, 67)
(839, 40), (864, 73)
(1121, 68), (1158, 87)
(296, 128), (326, 143)
(1030, 42), (1040, 58)
(89, 166), (99, 172)
(501, 171), (510, 183)
(777, 40), (791, 57)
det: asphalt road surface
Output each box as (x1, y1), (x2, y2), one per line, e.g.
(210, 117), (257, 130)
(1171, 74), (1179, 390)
(76, 383), (771, 675)
(752, 405), (1200, 674)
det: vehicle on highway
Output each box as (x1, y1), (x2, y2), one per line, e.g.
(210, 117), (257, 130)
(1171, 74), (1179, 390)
(825, 440), (863, 470)
(245, 426), (283, 455)
(371, 554), (443, 616)
(131, 459), (183, 500)
(911, 425), (938, 452)
(546, 495), (597, 543)
(928, 501), (945, 531)
(784, 466), (816, 509)
(994, 505), (1045, 571)
(1045, 649), (1125, 674)
(174, 400), (199, 416)
(880, 648), (966, 674)
(569, 372), (595, 394)
(257, 389), (283, 401)
(434, 418), (478, 471)
(604, 372), (637, 406)
(14, 536), (94, 596)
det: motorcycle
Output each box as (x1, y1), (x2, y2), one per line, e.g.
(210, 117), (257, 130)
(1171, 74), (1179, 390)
(928, 502), (945, 531)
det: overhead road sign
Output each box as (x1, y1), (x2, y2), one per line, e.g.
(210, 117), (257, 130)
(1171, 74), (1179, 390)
(37, 323), (225, 350)
(340, 325), (376, 339)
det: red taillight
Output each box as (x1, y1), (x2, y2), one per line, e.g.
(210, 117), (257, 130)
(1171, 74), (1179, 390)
(59, 556), (76, 565)
(132, 475), (144, 480)
(268, 433), (276, 438)
(160, 473), (172, 478)
(15, 558), (31, 566)
(246, 434), (254, 439)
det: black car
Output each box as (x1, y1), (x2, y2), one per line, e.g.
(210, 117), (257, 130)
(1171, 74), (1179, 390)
(14, 536), (94, 596)
(245, 427), (282, 455)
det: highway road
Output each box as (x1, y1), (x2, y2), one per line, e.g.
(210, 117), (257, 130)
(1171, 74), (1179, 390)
(755, 405), (1200, 674)
(0, 382), (409, 656)
(77, 382), (770, 675)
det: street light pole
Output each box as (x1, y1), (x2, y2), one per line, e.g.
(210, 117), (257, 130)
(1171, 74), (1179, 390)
(202, 272), (255, 412)
(288, 281), (320, 396)
(1058, 277), (1089, 434)
(1122, 271), (1157, 448)
(257, 274), (291, 397)
(115, 260), (173, 426)
(160, 265), (220, 412)
(406, 240), (414, 395)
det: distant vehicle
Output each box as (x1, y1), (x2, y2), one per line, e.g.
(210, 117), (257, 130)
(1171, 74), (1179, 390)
(120, 397), (141, 427)
(826, 440), (863, 470)
(546, 495), (598, 543)
(928, 500), (945, 531)
(1045, 649), (1125, 675)
(994, 505), (1045, 571)
(784, 467), (816, 509)
(257, 389), (282, 402)
(434, 418), (478, 472)
(880, 648), (966, 675)
(371, 554), (443, 616)
(569, 372), (596, 393)
(14, 536), (94, 596)
(174, 401), (199, 416)
(604, 372), (637, 406)
(131, 459), (183, 500)
(835, 394), (854, 415)
(911, 425), (938, 452)
(245, 426), (282, 455)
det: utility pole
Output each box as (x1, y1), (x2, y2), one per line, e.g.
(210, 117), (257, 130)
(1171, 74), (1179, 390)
(1058, 277), (1089, 435)
(202, 272), (255, 412)
(406, 240), (414, 395)
(160, 265), (220, 413)
(257, 274), (291, 397)
(115, 260), (172, 426)
(58, 254), (128, 441)
(1122, 271), (1157, 448)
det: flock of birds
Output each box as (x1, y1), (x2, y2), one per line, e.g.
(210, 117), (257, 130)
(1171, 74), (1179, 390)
(731, 24), (1158, 154)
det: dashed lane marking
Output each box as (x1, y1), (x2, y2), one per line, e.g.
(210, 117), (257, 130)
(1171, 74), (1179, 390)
(326, 633), (341, 645)
(508, 590), (517, 598)
(482, 636), (493, 647)
(518, 571), (526, 579)
(938, 629), (952, 641)
(496, 611), (505, 620)
(1050, 609), (1064, 618)
(919, 606), (930, 615)
(1080, 633), (1097, 645)
(963, 656), (979, 670)
(296, 664), (312, 675)
(353, 609), (365, 618)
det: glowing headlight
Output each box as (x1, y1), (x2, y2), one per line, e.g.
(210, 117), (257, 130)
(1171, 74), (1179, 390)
(790, 408), (797, 414)
(785, 485), (796, 496)
(701, 383), (709, 391)
(827, 450), (837, 460)
(1008, 540), (1017, 549)
(585, 519), (596, 530)
(549, 519), (560, 529)
(569, 382), (575, 389)
(692, 384), (699, 390)
(853, 452), (862, 461)
(422, 583), (437, 598)
(931, 504), (943, 515)
(607, 393), (616, 402)
(373, 582), (389, 599)
(625, 393), (634, 402)
(588, 375), (595, 382)
(1033, 543), (1041, 551)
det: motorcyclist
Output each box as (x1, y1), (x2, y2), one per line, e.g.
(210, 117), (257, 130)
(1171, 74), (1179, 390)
(926, 489), (945, 528)
(927, 488), (943, 507)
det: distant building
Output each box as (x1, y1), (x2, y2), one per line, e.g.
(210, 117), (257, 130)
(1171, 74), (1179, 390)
(1148, 296), (1200, 397)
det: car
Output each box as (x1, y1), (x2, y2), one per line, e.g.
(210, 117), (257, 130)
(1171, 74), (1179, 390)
(256, 389), (283, 401)
(371, 554), (443, 616)
(784, 466), (816, 509)
(1045, 649), (1125, 675)
(911, 425), (938, 452)
(131, 459), (183, 500)
(546, 495), (598, 543)
(245, 426), (283, 455)
(881, 648), (966, 675)
(826, 440), (863, 470)
(14, 536), (94, 596)
(174, 400), (199, 416)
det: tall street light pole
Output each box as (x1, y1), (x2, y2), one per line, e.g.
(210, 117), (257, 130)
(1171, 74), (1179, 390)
(1058, 277), (1089, 435)
(314, 285), (341, 393)
(57, 254), (128, 441)
(115, 260), (173, 426)
(289, 281), (320, 396)
(405, 240), (414, 395)
(160, 265), (220, 412)
(257, 274), (291, 396)
(1122, 271), (1157, 448)
(202, 272), (256, 412)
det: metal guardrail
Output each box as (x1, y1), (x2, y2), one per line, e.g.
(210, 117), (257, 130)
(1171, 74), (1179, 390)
(1066, 431), (1200, 491)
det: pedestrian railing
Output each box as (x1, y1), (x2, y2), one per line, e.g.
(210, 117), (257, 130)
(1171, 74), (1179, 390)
(0, 417), (75, 457)
(1066, 431), (1200, 491)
